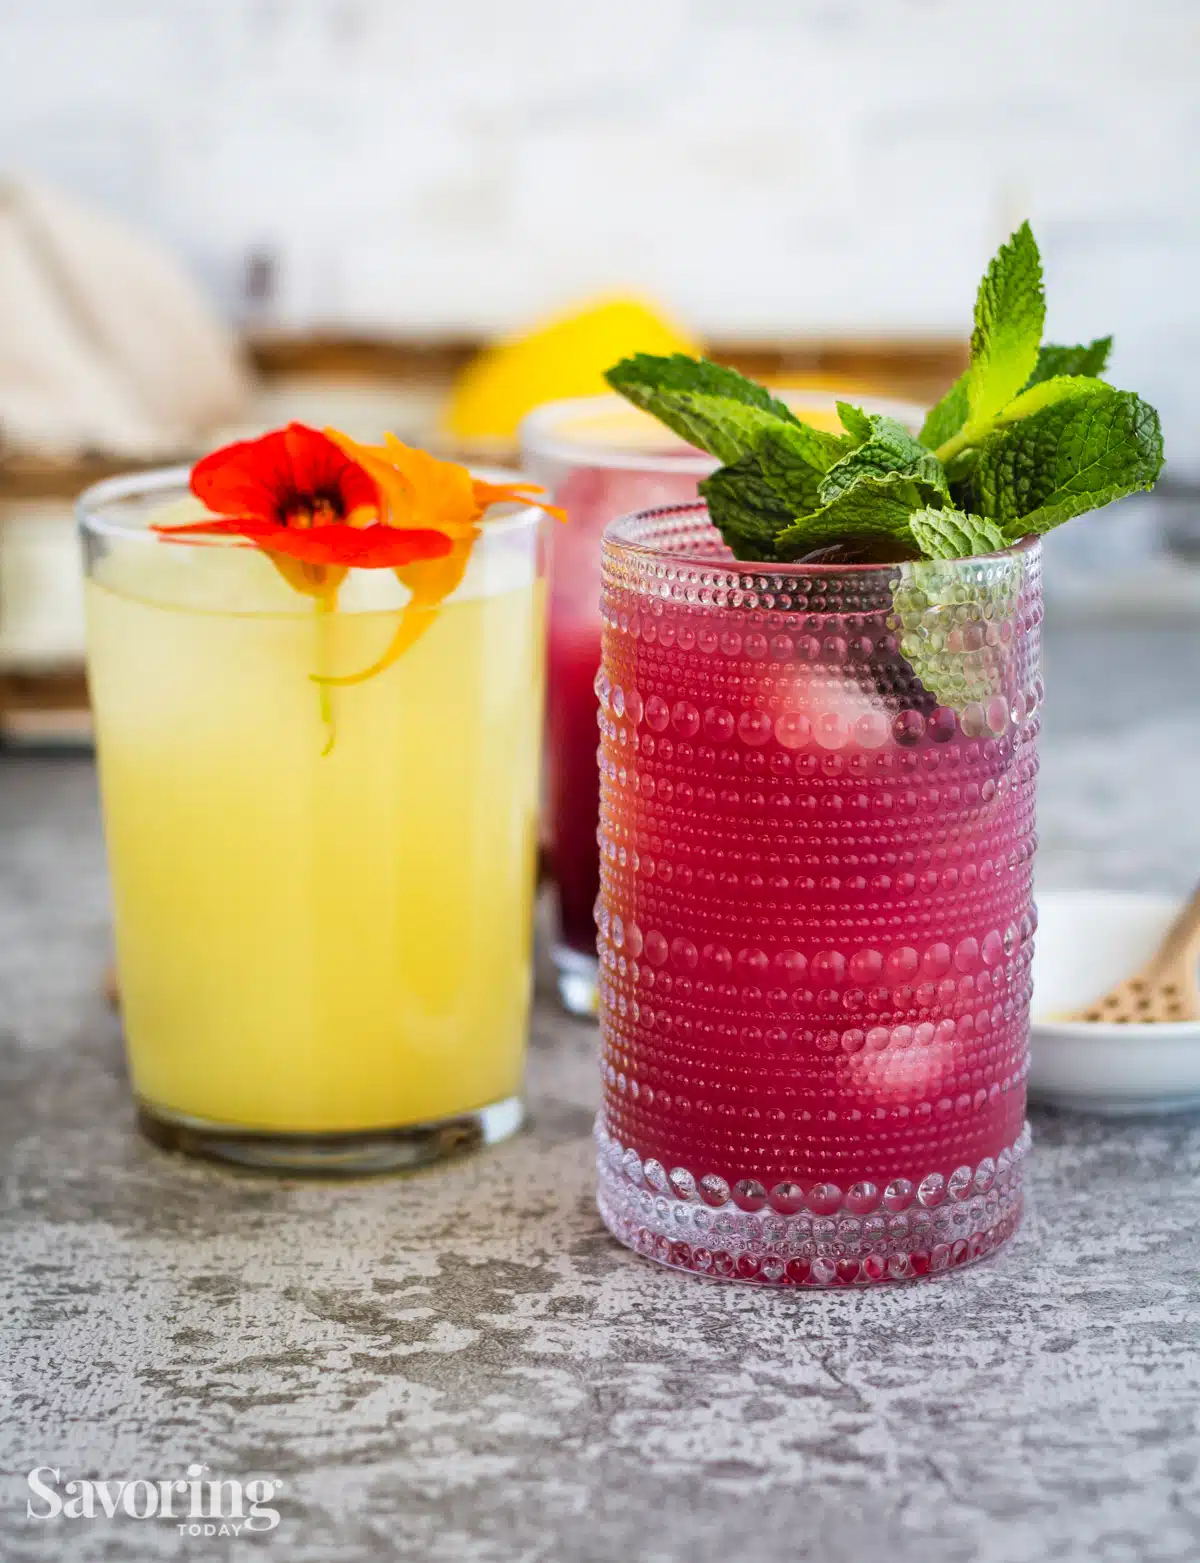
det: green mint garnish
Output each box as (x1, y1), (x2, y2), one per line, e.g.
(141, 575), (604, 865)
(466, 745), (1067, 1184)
(958, 383), (1164, 535)
(604, 354), (803, 465)
(774, 416), (951, 560)
(701, 456), (796, 562)
(917, 374), (971, 451)
(603, 222), (1163, 573)
(1025, 335), (1112, 387)
(775, 475), (922, 560)
(893, 552), (1026, 712)
(835, 401), (875, 444)
(819, 416), (950, 505)
(964, 220), (1045, 425)
(918, 337), (1113, 451)
(907, 507), (1007, 560)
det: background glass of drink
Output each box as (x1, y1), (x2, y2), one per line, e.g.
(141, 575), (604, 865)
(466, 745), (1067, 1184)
(594, 502), (1040, 1285)
(80, 468), (546, 1172)
(522, 397), (712, 1015)
(523, 390), (923, 1018)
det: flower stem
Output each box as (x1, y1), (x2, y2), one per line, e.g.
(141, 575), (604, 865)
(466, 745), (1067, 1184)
(315, 591), (338, 755)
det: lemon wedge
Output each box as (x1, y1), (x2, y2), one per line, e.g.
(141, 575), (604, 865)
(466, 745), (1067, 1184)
(443, 296), (700, 452)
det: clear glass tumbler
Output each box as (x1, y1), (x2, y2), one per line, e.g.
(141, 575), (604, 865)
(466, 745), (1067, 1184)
(522, 389), (923, 1019)
(80, 468), (546, 1172)
(594, 503), (1041, 1285)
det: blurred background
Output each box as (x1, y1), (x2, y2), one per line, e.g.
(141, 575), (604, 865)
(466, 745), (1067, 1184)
(0, 0), (1197, 747)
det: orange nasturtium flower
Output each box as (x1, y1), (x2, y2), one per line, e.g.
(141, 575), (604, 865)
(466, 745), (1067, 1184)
(318, 430), (564, 685)
(154, 421), (563, 694)
(155, 422), (454, 600)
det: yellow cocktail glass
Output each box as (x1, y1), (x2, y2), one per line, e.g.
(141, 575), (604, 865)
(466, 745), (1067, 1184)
(79, 464), (546, 1171)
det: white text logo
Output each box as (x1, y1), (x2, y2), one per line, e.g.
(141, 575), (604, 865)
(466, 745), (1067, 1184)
(26, 1463), (283, 1536)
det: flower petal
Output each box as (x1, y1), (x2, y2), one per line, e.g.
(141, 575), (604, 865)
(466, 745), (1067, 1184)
(190, 422), (379, 525)
(314, 537), (477, 687)
(327, 431), (484, 531)
(283, 422), (379, 515)
(156, 517), (453, 567)
(190, 430), (295, 523)
(472, 476), (567, 522)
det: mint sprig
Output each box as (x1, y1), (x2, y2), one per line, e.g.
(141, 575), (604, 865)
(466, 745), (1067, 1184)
(918, 337), (1113, 451)
(966, 220), (1045, 424)
(907, 507), (1007, 560)
(959, 385), (1164, 535)
(1026, 335), (1112, 387)
(702, 456), (796, 561)
(775, 476), (923, 559)
(835, 401), (875, 444)
(603, 222), (1163, 576)
(604, 354), (805, 466)
(819, 416), (950, 504)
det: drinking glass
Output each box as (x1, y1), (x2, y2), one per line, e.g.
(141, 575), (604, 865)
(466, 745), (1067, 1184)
(80, 468), (546, 1172)
(594, 502), (1040, 1284)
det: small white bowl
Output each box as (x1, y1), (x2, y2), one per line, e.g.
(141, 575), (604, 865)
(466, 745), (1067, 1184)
(1029, 889), (1200, 1116)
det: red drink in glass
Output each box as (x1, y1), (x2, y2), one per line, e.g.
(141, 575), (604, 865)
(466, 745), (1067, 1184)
(595, 503), (1040, 1285)
(523, 400), (712, 1014)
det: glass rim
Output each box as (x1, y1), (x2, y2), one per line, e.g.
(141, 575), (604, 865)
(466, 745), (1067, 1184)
(601, 500), (1041, 573)
(519, 388), (929, 474)
(77, 462), (550, 545)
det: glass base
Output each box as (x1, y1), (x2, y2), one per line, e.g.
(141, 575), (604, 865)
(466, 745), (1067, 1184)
(553, 944), (598, 1019)
(595, 1117), (1028, 1287)
(136, 1095), (524, 1175)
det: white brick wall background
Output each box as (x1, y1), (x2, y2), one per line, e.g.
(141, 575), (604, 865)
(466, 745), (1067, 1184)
(0, 0), (1197, 466)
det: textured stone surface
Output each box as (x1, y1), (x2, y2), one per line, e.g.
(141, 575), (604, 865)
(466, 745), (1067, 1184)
(2, 623), (1200, 1562)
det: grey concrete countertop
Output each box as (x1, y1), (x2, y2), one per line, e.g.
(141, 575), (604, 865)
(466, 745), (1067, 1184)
(2, 623), (1199, 1563)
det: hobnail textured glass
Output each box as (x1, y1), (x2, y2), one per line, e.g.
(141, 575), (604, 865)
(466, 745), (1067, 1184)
(594, 503), (1042, 1286)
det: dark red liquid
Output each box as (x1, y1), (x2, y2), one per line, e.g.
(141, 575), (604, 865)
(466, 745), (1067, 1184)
(545, 464), (702, 956)
(546, 619), (604, 952)
(596, 554), (1040, 1195)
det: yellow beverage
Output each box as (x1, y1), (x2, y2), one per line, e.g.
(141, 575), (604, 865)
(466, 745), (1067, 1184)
(83, 481), (545, 1151)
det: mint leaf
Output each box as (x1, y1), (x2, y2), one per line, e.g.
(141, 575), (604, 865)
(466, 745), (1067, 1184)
(604, 388), (765, 468)
(753, 424), (836, 514)
(893, 552), (1027, 712)
(920, 371), (970, 449)
(652, 393), (799, 468)
(775, 475), (921, 560)
(836, 401), (874, 443)
(697, 415), (851, 555)
(700, 458), (796, 561)
(992, 374), (1108, 427)
(1025, 336), (1112, 388)
(653, 394), (842, 516)
(606, 353), (799, 421)
(961, 386), (1164, 536)
(604, 354), (800, 462)
(967, 222), (1045, 424)
(922, 317), (1101, 453)
(604, 252), (1161, 571)
(820, 416), (950, 504)
(764, 416), (849, 476)
(908, 507), (1007, 560)
(943, 445), (981, 487)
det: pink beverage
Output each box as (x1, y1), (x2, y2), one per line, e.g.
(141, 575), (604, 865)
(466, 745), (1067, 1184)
(594, 504), (1040, 1285)
(523, 399), (713, 1014)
